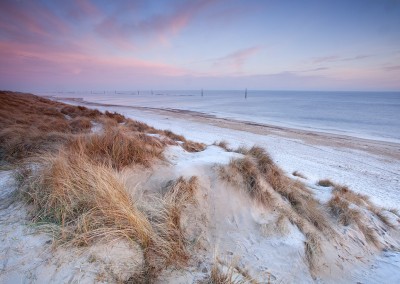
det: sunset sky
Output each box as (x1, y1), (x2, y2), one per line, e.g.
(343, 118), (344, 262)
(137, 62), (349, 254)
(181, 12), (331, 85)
(0, 0), (399, 91)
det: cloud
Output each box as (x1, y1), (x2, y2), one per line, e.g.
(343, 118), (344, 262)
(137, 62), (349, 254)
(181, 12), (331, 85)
(95, 0), (214, 48)
(69, 0), (101, 20)
(312, 55), (339, 64)
(0, 1), (70, 42)
(312, 54), (372, 64)
(0, 39), (186, 90)
(341, 54), (372, 61)
(212, 46), (262, 71)
(296, 67), (329, 73)
(383, 65), (400, 71)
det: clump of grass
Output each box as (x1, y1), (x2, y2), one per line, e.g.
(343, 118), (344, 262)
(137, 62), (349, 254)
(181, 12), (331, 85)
(163, 130), (206, 152)
(0, 92), (103, 163)
(304, 232), (322, 277)
(61, 105), (102, 119)
(357, 222), (380, 248)
(246, 146), (330, 234)
(317, 179), (335, 187)
(214, 140), (231, 152)
(233, 145), (249, 155)
(164, 130), (186, 142)
(201, 258), (255, 284)
(0, 126), (71, 162)
(137, 176), (200, 279)
(327, 195), (360, 226)
(332, 185), (370, 206)
(219, 157), (274, 207)
(69, 116), (92, 133)
(292, 171), (307, 179)
(331, 184), (393, 228)
(220, 146), (332, 276)
(19, 152), (154, 247)
(369, 207), (394, 228)
(125, 119), (159, 134)
(66, 129), (164, 170)
(182, 140), (206, 152)
(327, 194), (380, 247)
(105, 110), (126, 123)
(220, 146), (331, 235)
(161, 176), (199, 265)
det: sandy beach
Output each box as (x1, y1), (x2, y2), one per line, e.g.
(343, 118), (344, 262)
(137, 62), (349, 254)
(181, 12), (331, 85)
(52, 96), (400, 209)
(59, 96), (400, 160)
(1, 92), (399, 283)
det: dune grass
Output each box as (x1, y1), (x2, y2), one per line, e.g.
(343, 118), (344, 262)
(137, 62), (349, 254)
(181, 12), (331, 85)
(218, 146), (331, 275)
(213, 140), (231, 152)
(0, 91), (204, 165)
(160, 176), (199, 265)
(219, 157), (274, 207)
(327, 194), (361, 226)
(328, 194), (381, 247)
(18, 152), (154, 246)
(317, 179), (335, 187)
(66, 129), (164, 170)
(246, 146), (330, 234)
(1, 91), (209, 281)
(200, 257), (257, 284)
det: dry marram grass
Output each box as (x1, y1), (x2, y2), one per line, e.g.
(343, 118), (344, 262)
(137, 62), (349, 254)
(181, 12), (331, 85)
(214, 140), (231, 152)
(18, 152), (154, 246)
(1, 91), (211, 281)
(218, 146), (331, 275)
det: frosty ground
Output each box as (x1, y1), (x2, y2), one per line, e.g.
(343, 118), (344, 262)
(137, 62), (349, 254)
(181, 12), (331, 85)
(62, 98), (400, 210)
(1, 93), (399, 283)
(62, 97), (400, 282)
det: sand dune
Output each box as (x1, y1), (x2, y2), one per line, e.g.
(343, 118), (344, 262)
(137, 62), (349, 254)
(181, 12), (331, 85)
(1, 92), (400, 283)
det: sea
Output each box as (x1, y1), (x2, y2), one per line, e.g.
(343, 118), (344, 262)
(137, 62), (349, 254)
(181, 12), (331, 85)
(45, 90), (400, 143)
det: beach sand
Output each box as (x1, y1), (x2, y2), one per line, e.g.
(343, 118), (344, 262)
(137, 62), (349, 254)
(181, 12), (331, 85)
(1, 93), (399, 283)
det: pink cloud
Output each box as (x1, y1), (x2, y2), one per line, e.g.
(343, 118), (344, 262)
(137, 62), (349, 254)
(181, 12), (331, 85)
(69, 0), (102, 20)
(0, 1), (69, 40)
(0, 39), (186, 90)
(95, 0), (214, 48)
(212, 46), (262, 72)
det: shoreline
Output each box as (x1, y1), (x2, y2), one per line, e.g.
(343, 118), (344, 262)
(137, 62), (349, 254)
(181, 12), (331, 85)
(48, 96), (400, 161)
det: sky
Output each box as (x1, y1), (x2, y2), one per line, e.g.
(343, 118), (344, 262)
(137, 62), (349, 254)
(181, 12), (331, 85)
(0, 0), (399, 91)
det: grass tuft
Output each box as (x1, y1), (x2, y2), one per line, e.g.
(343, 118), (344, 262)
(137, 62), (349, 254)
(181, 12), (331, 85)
(304, 232), (322, 277)
(200, 258), (256, 284)
(327, 194), (360, 226)
(66, 129), (164, 170)
(161, 176), (199, 266)
(19, 152), (154, 247)
(220, 157), (274, 207)
(317, 179), (335, 187)
(214, 140), (231, 152)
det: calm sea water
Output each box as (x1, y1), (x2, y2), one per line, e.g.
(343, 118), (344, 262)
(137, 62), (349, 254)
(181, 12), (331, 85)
(46, 90), (400, 142)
